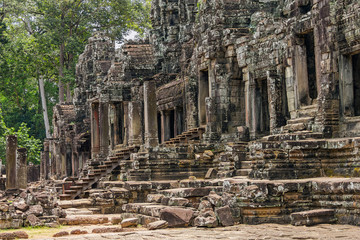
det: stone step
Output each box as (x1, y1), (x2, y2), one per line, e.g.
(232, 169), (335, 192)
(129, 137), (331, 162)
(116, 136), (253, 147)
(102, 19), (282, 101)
(235, 169), (251, 177)
(65, 208), (95, 216)
(290, 209), (336, 226)
(59, 214), (122, 225)
(58, 199), (94, 209)
(239, 161), (252, 169)
(297, 104), (317, 118)
(160, 186), (222, 198)
(120, 213), (160, 226)
(287, 117), (314, 125)
(262, 132), (323, 142)
(122, 203), (168, 218)
(59, 194), (72, 201)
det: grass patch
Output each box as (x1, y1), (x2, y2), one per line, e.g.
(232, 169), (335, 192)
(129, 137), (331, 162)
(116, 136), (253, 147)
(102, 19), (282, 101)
(0, 225), (64, 239)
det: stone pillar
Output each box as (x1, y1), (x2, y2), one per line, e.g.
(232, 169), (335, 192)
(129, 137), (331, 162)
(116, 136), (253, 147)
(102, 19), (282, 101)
(174, 107), (178, 137)
(17, 148), (27, 189)
(91, 103), (100, 158)
(267, 70), (284, 133)
(164, 111), (171, 142)
(160, 111), (165, 143)
(204, 97), (220, 141)
(144, 80), (159, 148)
(40, 151), (45, 180)
(243, 68), (251, 129)
(44, 141), (50, 179)
(249, 82), (257, 139)
(128, 101), (143, 146)
(6, 135), (17, 190)
(99, 102), (110, 156)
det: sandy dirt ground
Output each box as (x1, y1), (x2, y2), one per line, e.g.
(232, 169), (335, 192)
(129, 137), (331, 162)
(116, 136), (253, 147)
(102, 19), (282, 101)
(1, 223), (359, 240)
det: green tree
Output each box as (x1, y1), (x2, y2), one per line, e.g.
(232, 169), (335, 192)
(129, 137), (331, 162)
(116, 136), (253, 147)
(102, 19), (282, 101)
(32, 0), (151, 103)
(0, 0), (151, 162)
(0, 108), (42, 164)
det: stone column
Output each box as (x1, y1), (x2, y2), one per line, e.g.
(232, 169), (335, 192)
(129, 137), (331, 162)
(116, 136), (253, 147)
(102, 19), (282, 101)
(91, 103), (100, 158)
(44, 141), (50, 179)
(40, 151), (45, 180)
(6, 135), (17, 190)
(144, 80), (159, 148)
(174, 107), (178, 137)
(243, 68), (251, 129)
(164, 111), (171, 141)
(249, 82), (257, 140)
(267, 70), (284, 133)
(160, 111), (165, 143)
(99, 102), (110, 157)
(128, 101), (143, 146)
(204, 97), (220, 141)
(17, 148), (27, 189)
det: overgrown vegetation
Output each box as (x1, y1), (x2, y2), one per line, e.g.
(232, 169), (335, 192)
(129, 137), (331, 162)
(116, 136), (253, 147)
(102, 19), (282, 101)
(0, 108), (42, 164)
(0, 0), (151, 164)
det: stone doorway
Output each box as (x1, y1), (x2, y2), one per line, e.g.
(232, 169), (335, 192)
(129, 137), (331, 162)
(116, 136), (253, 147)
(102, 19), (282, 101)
(159, 107), (184, 143)
(199, 70), (210, 126)
(255, 78), (270, 135)
(295, 31), (318, 107)
(110, 103), (125, 148)
(353, 54), (360, 116)
(340, 52), (360, 117)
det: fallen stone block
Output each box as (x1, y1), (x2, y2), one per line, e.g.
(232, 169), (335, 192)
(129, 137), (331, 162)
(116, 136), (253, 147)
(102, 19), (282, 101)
(13, 231), (29, 239)
(168, 198), (189, 207)
(26, 214), (42, 227)
(26, 205), (43, 216)
(194, 208), (218, 228)
(147, 194), (164, 203)
(205, 168), (217, 179)
(92, 227), (122, 233)
(0, 233), (15, 240)
(111, 216), (122, 224)
(160, 207), (194, 227)
(121, 218), (139, 228)
(53, 231), (69, 238)
(215, 206), (234, 227)
(70, 229), (88, 235)
(290, 209), (336, 226)
(147, 220), (168, 230)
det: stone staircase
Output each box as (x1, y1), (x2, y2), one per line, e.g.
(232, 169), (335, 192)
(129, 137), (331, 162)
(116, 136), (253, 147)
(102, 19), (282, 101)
(60, 146), (140, 200)
(163, 126), (206, 145)
(283, 104), (317, 132)
(249, 131), (325, 179)
(217, 141), (250, 178)
(123, 144), (219, 181)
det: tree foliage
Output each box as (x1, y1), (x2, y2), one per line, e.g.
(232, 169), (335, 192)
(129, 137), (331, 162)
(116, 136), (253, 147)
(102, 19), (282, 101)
(0, 108), (42, 164)
(0, 0), (151, 164)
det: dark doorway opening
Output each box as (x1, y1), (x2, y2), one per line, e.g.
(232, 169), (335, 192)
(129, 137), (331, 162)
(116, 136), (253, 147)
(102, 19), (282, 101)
(304, 31), (318, 101)
(157, 112), (162, 143)
(352, 54), (360, 116)
(199, 70), (210, 126)
(170, 109), (175, 139)
(255, 79), (270, 134)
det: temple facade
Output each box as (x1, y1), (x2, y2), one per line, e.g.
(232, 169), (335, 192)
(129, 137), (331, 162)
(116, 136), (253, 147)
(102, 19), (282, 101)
(42, 0), (360, 186)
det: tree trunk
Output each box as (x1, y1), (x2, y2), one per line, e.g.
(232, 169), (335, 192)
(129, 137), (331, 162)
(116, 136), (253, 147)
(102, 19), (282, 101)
(66, 82), (72, 103)
(59, 43), (65, 103)
(39, 77), (51, 138)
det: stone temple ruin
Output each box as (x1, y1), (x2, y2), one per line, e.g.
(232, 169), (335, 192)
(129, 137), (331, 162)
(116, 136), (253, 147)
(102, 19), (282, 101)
(33, 0), (360, 228)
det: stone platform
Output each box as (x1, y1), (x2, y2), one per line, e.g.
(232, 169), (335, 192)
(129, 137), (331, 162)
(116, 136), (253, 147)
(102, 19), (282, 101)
(58, 177), (360, 227)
